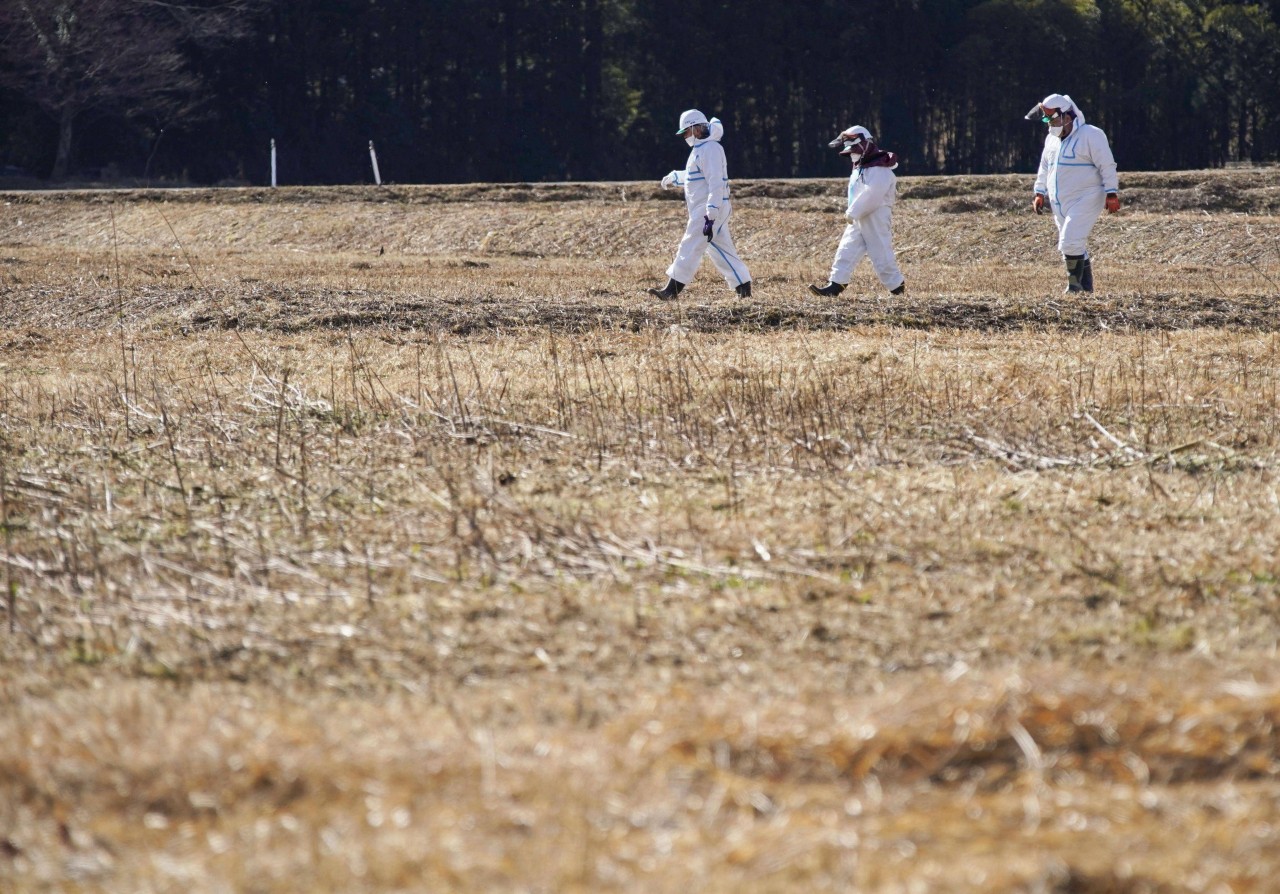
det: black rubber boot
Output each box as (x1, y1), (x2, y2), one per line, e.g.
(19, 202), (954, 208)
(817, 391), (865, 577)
(890, 281), (906, 295)
(1064, 255), (1086, 293)
(1080, 257), (1094, 292)
(735, 281), (752, 298)
(808, 281), (846, 297)
(647, 278), (685, 301)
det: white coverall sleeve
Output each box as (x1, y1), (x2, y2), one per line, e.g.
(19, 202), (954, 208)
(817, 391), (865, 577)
(1090, 130), (1119, 193)
(846, 168), (891, 221)
(1034, 145), (1050, 195)
(698, 146), (726, 220)
(661, 170), (684, 189)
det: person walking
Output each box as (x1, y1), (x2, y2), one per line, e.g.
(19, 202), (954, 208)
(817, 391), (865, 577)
(1025, 93), (1120, 293)
(648, 109), (752, 300)
(809, 125), (906, 298)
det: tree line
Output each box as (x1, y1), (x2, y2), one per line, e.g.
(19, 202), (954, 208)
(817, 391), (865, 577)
(2, 0), (1278, 186)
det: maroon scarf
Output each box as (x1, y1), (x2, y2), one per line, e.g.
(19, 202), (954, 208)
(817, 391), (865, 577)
(858, 142), (898, 168)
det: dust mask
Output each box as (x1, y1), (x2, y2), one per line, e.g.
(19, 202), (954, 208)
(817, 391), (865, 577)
(1049, 125), (1064, 138)
(685, 135), (696, 147)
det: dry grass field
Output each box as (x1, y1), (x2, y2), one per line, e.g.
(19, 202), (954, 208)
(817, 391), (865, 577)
(3, 168), (1280, 892)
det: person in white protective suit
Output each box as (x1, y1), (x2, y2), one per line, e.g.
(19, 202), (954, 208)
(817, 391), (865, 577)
(808, 125), (906, 298)
(647, 109), (752, 300)
(1025, 93), (1120, 293)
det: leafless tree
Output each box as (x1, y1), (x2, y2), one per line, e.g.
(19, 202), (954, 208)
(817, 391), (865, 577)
(0, 0), (264, 179)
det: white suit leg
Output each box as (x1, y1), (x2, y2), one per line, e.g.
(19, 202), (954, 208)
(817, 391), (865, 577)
(667, 203), (749, 287)
(860, 207), (904, 289)
(666, 215), (711, 284)
(705, 204), (750, 287)
(1054, 193), (1104, 257)
(829, 222), (868, 285)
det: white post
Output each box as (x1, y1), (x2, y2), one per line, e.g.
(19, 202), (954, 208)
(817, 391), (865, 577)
(271, 138), (277, 188)
(369, 140), (382, 186)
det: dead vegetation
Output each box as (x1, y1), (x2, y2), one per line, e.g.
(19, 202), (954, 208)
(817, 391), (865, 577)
(3, 168), (1280, 892)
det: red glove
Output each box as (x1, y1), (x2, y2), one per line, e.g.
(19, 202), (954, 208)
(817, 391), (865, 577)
(1105, 193), (1120, 213)
(1032, 194), (1046, 215)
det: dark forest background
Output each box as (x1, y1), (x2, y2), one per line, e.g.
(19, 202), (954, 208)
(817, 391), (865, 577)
(2, 0), (1279, 186)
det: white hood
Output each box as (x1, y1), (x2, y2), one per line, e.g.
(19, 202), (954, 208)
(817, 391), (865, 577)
(1033, 93), (1087, 126)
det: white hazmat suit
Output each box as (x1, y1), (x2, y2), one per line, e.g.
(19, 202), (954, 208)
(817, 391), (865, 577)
(659, 115), (751, 294)
(1031, 94), (1118, 261)
(830, 162), (904, 291)
(810, 125), (905, 297)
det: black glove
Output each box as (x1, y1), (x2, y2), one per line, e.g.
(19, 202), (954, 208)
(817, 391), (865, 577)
(703, 216), (714, 241)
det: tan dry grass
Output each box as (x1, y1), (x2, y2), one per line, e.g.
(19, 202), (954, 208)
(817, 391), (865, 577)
(3, 170), (1280, 892)
(4, 668), (1280, 892)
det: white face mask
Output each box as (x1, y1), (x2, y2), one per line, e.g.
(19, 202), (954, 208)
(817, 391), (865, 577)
(685, 135), (697, 147)
(846, 152), (862, 163)
(1049, 125), (1064, 138)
